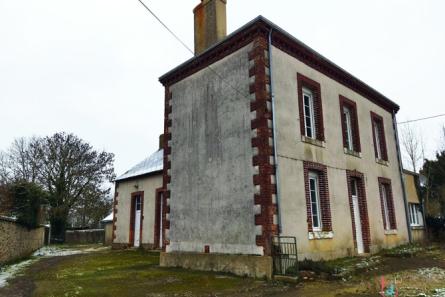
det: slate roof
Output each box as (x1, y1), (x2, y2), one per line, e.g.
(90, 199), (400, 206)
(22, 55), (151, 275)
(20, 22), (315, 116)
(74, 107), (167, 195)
(115, 149), (163, 182)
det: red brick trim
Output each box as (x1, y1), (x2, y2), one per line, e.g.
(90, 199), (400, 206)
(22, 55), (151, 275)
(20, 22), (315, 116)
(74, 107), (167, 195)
(161, 86), (173, 251)
(249, 35), (278, 256)
(159, 18), (399, 113)
(111, 190), (118, 241)
(303, 161), (332, 232)
(297, 73), (324, 141)
(154, 188), (163, 249)
(129, 191), (144, 246)
(378, 177), (397, 230)
(339, 95), (361, 152)
(370, 111), (388, 161)
(346, 170), (371, 253)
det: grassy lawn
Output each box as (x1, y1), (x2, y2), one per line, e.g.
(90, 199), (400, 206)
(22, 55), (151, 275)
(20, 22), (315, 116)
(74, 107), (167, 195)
(2, 244), (445, 297)
(29, 249), (270, 297)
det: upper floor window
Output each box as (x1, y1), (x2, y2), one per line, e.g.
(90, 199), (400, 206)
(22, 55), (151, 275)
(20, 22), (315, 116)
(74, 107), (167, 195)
(303, 87), (316, 139)
(371, 112), (388, 161)
(297, 73), (324, 142)
(378, 178), (397, 230)
(339, 96), (361, 153)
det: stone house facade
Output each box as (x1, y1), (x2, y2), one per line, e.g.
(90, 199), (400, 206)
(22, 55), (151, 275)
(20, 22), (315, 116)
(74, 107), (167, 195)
(156, 0), (411, 277)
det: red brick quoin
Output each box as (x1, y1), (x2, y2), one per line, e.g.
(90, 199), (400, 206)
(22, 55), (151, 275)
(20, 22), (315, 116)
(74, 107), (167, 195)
(303, 161), (332, 232)
(111, 191), (118, 241)
(346, 170), (371, 253)
(161, 86), (173, 251)
(248, 34), (278, 256)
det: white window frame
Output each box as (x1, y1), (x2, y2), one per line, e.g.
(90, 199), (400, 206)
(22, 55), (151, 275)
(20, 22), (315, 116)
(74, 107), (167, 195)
(343, 106), (354, 151)
(374, 121), (383, 160)
(381, 184), (392, 230)
(409, 203), (423, 227)
(303, 87), (316, 139)
(309, 171), (322, 231)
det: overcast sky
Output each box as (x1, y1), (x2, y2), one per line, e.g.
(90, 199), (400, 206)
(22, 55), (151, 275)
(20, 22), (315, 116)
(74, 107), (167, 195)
(1, 0), (444, 176)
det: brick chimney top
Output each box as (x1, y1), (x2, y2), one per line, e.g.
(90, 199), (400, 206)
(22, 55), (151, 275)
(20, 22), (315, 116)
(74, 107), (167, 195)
(193, 0), (227, 55)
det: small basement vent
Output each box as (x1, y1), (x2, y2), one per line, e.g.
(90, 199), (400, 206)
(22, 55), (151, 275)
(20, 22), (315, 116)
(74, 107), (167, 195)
(272, 236), (298, 276)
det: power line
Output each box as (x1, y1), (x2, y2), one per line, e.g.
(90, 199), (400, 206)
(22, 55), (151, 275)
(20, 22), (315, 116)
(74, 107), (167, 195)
(136, 1), (445, 127)
(398, 114), (445, 125)
(136, 0), (251, 101)
(136, 0), (194, 55)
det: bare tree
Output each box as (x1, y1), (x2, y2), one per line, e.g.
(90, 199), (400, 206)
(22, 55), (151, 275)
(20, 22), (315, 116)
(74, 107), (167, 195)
(400, 123), (423, 172)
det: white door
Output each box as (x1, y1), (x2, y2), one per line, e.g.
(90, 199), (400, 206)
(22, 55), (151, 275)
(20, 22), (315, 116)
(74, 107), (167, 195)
(134, 196), (142, 247)
(351, 179), (364, 254)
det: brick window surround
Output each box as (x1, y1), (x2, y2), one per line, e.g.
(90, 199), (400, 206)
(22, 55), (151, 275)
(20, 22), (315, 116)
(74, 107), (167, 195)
(339, 95), (361, 152)
(378, 177), (397, 230)
(297, 73), (324, 141)
(346, 170), (371, 253)
(303, 161), (332, 232)
(371, 112), (388, 161)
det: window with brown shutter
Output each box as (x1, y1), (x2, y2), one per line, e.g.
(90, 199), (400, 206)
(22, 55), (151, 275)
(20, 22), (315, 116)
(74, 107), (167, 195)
(339, 96), (361, 153)
(297, 73), (324, 142)
(371, 112), (388, 161)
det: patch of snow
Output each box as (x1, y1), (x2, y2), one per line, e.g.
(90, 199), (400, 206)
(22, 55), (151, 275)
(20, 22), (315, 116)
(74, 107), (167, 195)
(32, 246), (85, 257)
(0, 259), (35, 288)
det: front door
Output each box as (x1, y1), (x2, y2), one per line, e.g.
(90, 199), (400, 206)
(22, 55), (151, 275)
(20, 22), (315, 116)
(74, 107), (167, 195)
(134, 195), (142, 247)
(351, 179), (364, 254)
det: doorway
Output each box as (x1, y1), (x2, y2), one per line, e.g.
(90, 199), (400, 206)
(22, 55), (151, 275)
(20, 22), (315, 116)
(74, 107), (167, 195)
(129, 192), (144, 247)
(347, 172), (370, 254)
(351, 178), (364, 254)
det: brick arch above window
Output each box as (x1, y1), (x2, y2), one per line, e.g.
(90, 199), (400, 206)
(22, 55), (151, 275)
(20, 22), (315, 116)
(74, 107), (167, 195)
(297, 73), (324, 142)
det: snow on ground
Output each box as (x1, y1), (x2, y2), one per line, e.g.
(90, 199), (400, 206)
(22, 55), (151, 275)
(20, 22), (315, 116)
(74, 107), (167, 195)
(0, 245), (107, 288)
(0, 259), (35, 288)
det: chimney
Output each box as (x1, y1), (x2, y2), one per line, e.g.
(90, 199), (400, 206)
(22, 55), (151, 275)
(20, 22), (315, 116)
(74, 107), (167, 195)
(193, 0), (227, 55)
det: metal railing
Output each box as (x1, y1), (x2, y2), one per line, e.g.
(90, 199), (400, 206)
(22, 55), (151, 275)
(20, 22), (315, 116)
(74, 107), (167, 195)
(272, 236), (298, 276)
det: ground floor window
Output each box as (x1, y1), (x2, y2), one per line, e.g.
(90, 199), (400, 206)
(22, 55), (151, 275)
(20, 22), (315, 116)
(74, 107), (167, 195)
(303, 161), (332, 233)
(378, 178), (397, 230)
(409, 203), (424, 227)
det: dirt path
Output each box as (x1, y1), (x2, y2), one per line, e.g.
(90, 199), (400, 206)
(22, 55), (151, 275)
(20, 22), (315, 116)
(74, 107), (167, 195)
(0, 254), (83, 297)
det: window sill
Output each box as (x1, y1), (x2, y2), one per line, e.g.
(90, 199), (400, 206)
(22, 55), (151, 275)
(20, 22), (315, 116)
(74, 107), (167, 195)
(308, 231), (334, 240)
(410, 225), (425, 230)
(384, 229), (397, 235)
(376, 158), (389, 166)
(344, 148), (361, 158)
(301, 136), (325, 148)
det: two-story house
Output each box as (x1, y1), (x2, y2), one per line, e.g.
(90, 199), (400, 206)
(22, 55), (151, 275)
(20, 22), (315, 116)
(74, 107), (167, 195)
(157, 0), (410, 278)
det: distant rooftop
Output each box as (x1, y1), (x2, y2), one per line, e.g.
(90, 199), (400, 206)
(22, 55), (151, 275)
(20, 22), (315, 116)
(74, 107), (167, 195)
(101, 213), (113, 223)
(115, 149), (163, 182)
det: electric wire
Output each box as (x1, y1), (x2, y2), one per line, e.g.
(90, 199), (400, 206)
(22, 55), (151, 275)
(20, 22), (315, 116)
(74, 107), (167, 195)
(136, 0), (252, 101)
(136, 1), (445, 128)
(397, 114), (445, 125)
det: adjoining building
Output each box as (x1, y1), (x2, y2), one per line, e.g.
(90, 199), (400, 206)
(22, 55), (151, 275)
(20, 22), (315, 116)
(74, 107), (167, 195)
(111, 138), (163, 250)
(101, 213), (114, 245)
(403, 170), (426, 242)
(157, 0), (412, 278)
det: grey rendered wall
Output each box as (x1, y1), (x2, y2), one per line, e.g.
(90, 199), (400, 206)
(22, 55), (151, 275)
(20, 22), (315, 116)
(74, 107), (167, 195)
(168, 43), (262, 255)
(114, 174), (162, 245)
(271, 46), (409, 260)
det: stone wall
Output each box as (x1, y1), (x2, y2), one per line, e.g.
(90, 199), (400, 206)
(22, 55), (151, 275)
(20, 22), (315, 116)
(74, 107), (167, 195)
(0, 216), (45, 265)
(65, 229), (104, 244)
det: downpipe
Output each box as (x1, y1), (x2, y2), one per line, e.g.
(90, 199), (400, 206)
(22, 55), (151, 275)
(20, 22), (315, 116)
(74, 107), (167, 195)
(392, 111), (413, 243)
